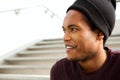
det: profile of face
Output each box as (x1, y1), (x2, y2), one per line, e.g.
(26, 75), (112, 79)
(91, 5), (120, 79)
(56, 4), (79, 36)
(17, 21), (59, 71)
(62, 10), (100, 62)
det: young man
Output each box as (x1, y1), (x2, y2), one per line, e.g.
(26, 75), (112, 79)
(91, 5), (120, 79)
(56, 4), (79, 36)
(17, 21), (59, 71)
(50, 0), (120, 80)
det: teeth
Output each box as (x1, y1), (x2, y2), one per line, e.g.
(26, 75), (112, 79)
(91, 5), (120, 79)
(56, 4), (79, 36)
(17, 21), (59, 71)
(66, 46), (74, 49)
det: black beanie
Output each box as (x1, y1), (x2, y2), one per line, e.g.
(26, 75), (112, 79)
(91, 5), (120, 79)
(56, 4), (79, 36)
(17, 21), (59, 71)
(67, 0), (116, 41)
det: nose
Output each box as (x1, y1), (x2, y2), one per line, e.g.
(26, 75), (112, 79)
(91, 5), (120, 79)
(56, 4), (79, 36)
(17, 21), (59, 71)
(63, 32), (71, 42)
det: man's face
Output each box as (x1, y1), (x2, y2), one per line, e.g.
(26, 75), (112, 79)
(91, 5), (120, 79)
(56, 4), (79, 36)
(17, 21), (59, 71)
(62, 10), (98, 61)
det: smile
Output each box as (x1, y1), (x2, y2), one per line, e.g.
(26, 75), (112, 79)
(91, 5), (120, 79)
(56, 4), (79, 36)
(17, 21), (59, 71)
(65, 45), (77, 49)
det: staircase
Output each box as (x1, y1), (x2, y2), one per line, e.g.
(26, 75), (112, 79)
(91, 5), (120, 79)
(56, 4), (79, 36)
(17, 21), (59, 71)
(0, 35), (120, 80)
(106, 34), (120, 50)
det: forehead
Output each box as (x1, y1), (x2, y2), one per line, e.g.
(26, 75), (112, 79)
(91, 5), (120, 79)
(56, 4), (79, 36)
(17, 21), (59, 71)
(63, 10), (88, 28)
(64, 9), (85, 21)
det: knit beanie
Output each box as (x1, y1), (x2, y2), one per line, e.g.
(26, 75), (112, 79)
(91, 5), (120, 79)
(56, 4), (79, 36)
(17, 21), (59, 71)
(67, 0), (116, 42)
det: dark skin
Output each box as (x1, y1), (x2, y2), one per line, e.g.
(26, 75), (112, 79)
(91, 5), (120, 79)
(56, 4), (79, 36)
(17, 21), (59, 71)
(62, 10), (107, 73)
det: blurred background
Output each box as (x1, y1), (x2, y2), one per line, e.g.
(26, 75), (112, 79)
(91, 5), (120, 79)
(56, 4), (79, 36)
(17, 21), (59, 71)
(0, 0), (120, 56)
(0, 0), (74, 56)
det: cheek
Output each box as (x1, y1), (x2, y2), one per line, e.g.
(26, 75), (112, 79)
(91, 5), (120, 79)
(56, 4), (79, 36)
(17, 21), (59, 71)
(83, 32), (98, 51)
(84, 31), (97, 42)
(71, 30), (97, 47)
(76, 32), (96, 49)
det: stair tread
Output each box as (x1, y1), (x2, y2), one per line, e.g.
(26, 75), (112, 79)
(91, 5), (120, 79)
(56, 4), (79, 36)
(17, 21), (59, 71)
(5, 57), (63, 61)
(0, 65), (50, 69)
(43, 38), (62, 41)
(29, 44), (65, 48)
(106, 41), (120, 44)
(0, 74), (49, 80)
(19, 50), (65, 54)
(37, 40), (63, 44)
(0, 74), (49, 77)
(108, 36), (120, 39)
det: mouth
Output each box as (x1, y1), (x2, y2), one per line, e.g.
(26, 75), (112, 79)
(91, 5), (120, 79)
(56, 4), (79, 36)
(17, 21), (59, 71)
(66, 45), (76, 49)
(65, 44), (77, 52)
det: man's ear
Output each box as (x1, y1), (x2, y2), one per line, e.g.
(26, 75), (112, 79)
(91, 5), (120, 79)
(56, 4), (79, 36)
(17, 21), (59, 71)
(95, 30), (104, 41)
(97, 31), (104, 40)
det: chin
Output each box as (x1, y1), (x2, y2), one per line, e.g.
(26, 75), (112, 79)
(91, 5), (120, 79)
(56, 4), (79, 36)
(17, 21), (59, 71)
(67, 56), (77, 61)
(67, 56), (87, 62)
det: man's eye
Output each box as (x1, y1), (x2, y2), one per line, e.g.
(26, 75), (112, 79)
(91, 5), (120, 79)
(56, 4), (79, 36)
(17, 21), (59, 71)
(71, 28), (78, 31)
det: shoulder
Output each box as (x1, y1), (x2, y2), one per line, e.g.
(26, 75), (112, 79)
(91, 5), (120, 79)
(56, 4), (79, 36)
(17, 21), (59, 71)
(108, 48), (120, 63)
(50, 58), (77, 75)
(105, 47), (120, 65)
(107, 48), (120, 77)
(110, 49), (120, 57)
(50, 58), (73, 80)
(111, 50), (120, 55)
(51, 58), (71, 71)
(105, 47), (120, 56)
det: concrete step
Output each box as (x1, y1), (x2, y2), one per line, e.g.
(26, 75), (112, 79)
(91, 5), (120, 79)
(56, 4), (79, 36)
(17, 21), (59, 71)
(107, 37), (120, 42)
(17, 50), (66, 57)
(4, 57), (62, 66)
(106, 41), (120, 44)
(36, 40), (63, 45)
(0, 74), (49, 80)
(27, 44), (65, 50)
(42, 38), (62, 41)
(105, 41), (120, 48)
(110, 48), (120, 50)
(108, 36), (120, 39)
(0, 65), (50, 75)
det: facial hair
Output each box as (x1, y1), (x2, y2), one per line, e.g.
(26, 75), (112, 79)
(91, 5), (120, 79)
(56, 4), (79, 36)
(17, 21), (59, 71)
(76, 52), (96, 63)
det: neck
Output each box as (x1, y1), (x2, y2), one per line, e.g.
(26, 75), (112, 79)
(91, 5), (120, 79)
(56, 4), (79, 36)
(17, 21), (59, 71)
(79, 48), (107, 73)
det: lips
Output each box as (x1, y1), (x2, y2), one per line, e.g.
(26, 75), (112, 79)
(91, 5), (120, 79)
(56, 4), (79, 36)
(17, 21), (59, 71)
(65, 44), (76, 53)
(66, 45), (76, 49)
(65, 44), (77, 51)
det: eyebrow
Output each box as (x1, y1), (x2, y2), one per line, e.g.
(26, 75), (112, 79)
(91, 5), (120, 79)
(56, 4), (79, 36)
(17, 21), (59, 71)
(62, 24), (77, 29)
